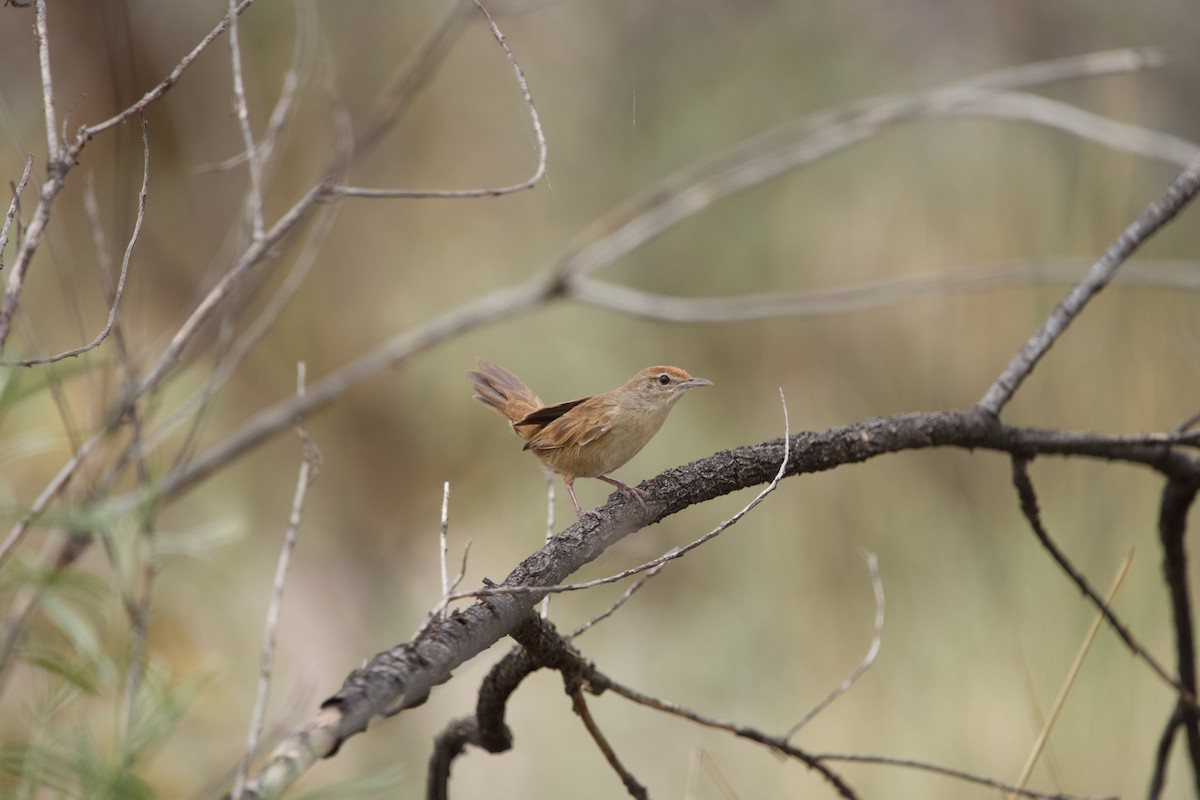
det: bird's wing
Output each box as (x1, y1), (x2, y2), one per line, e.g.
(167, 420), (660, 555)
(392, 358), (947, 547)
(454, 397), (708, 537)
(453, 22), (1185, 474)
(521, 398), (613, 452)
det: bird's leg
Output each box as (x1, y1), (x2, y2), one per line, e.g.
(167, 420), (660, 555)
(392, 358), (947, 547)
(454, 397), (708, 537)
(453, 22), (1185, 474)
(564, 478), (584, 517)
(596, 475), (648, 510)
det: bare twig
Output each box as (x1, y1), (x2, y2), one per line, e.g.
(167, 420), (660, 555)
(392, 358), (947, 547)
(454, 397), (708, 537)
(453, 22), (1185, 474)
(607, 677), (1095, 799)
(197, 0), (314, 176)
(540, 470), (555, 618)
(85, 0), (257, 138)
(592, 666), (858, 797)
(350, 0), (474, 160)
(135, 197), (342, 467)
(978, 154), (1200, 415)
(329, 0), (547, 199)
(554, 49), (1175, 281)
(567, 684), (647, 799)
(569, 562), (664, 640)
(130, 274), (559, 507)
(0, 156), (33, 269)
(4, 116), (149, 367)
(785, 549), (884, 739)
(89, 50), (1189, 512)
(815, 752), (1113, 800)
(34, 0), (58, 158)
(439, 482), (451, 597)
(569, 258), (1200, 323)
(128, 181), (325, 407)
(0, 182), (56, 357)
(1009, 456), (1193, 704)
(946, 90), (1200, 165)
(232, 363), (320, 800)
(411, 541), (473, 645)
(226, 0), (266, 240)
(0, 1), (259, 358)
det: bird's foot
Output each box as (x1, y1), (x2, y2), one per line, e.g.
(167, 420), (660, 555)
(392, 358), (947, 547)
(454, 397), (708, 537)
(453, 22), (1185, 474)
(597, 476), (648, 511)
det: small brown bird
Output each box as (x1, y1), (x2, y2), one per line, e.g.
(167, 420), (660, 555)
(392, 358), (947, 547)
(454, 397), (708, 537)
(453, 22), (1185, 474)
(467, 359), (713, 515)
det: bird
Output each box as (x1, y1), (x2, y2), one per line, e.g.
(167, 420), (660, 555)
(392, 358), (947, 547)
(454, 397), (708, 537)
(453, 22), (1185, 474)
(467, 359), (713, 516)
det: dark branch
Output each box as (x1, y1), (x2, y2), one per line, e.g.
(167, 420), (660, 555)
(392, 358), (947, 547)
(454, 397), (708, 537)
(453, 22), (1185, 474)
(566, 684), (647, 800)
(244, 409), (1200, 797)
(1010, 456), (1193, 702)
(1157, 479), (1200, 792)
(1148, 705), (1185, 800)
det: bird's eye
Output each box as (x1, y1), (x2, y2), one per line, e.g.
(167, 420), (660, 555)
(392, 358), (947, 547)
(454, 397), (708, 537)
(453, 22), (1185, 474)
(657, 373), (671, 386)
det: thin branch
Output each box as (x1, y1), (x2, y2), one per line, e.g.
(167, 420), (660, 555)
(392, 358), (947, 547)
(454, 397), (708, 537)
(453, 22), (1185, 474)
(946, 90), (1200, 165)
(350, 0), (474, 160)
(411, 541), (472, 645)
(569, 562), (664, 640)
(329, 0), (547, 200)
(86, 50), (1189, 510)
(815, 753), (1113, 800)
(0, 156), (33, 269)
(606, 676), (1096, 799)
(133, 196), (342, 467)
(439, 482), (451, 597)
(541, 470), (555, 618)
(127, 180), (325, 407)
(226, 0), (266, 240)
(497, 613), (859, 797)
(568, 258), (1200, 324)
(567, 684), (647, 799)
(0, 179), (58, 357)
(123, 273), (559, 508)
(4, 116), (149, 367)
(232, 364), (320, 800)
(978, 154), (1200, 415)
(84, 0), (257, 139)
(0, 4), (259, 359)
(196, 0), (309, 176)
(1009, 456), (1193, 704)
(590, 663), (858, 797)
(785, 549), (884, 739)
(553, 48), (1173, 281)
(34, 0), (58, 158)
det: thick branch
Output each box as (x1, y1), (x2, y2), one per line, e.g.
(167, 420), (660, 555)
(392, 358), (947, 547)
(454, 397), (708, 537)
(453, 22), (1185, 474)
(239, 408), (1200, 797)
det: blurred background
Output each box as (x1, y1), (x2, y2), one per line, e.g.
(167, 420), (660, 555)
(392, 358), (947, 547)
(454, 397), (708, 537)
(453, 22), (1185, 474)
(2, 0), (1200, 797)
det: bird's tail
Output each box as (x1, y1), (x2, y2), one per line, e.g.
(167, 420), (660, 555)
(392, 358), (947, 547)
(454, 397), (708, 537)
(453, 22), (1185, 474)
(466, 359), (543, 437)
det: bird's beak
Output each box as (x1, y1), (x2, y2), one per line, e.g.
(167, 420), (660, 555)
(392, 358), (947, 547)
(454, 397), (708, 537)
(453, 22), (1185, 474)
(683, 377), (713, 389)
